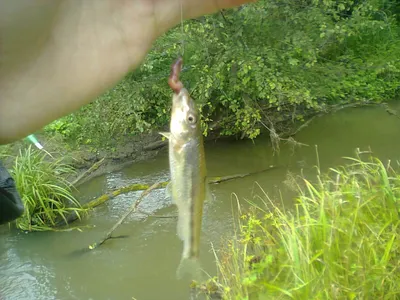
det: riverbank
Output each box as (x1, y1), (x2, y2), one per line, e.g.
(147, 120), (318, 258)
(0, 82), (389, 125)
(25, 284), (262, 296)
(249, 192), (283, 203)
(196, 151), (400, 299)
(0, 130), (168, 186)
(2, 100), (396, 188)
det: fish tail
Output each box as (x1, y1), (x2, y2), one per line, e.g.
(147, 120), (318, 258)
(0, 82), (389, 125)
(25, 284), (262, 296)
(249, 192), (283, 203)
(176, 256), (204, 282)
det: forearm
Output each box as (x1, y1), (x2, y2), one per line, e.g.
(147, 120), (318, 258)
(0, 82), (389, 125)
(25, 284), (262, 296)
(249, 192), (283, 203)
(0, 50), (134, 145)
(0, 1), (149, 144)
(0, 0), (254, 144)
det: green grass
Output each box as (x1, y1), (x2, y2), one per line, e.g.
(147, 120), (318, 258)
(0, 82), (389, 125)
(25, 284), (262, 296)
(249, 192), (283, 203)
(7, 146), (87, 231)
(199, 150), (400, 299)
(0, 144), (12, 159)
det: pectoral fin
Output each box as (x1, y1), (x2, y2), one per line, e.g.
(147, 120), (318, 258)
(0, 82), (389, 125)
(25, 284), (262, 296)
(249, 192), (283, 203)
(206, 185), (214, 201)
(205, 182), (214, 202)
(159, 132), (171, 140)
(165, 182), (172, 199)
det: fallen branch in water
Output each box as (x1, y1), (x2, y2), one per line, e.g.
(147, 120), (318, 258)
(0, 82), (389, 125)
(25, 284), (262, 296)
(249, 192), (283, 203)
(88, 182), (162, 250)
(59, 166), (276, 226)
(267, 100), (381, 153)
(136, 208), (178, 219)
(148, 214), (178, 218)
(55, 181), (169, 226)
(380, 102), (400, 120)
(288, 116), (316, 137)
(208, 166), (275, 184)
(82, 182), (169, 210)
(84, 166), (275, 209)
(70, 157), (106, 187)
(143, 140), (167, 151)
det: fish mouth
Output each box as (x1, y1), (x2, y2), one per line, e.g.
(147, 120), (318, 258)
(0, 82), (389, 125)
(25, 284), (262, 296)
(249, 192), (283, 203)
(174, 88), (191, 106)
(172, 89), (194, 116)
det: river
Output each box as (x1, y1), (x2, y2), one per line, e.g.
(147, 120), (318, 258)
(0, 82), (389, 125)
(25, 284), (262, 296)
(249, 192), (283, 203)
(1, 102), (400, 300)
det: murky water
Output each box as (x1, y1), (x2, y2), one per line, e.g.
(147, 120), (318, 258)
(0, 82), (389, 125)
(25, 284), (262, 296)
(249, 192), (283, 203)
(1, 103), (400, 300)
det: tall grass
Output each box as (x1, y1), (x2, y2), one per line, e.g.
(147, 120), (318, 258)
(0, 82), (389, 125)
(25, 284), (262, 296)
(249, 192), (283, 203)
(201, 151), (400, 299)
(8, 146), (86, 231)
(0, 144), (12, 159)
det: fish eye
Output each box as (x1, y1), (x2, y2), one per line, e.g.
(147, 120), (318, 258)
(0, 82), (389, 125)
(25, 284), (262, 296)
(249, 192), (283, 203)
(187, 114), (196, 124)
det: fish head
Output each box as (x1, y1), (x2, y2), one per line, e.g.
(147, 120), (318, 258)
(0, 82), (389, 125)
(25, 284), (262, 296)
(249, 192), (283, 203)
(170, 88), (201, 141)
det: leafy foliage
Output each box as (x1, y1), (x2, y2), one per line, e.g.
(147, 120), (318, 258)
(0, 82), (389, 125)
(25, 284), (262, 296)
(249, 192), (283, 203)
(8, 146), (86, 231)
(200, 151), (400, 299)
(46, 0), (400, 147)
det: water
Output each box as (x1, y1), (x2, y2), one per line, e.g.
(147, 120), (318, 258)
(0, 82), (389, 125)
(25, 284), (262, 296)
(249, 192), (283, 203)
(1, 103), (400, 300)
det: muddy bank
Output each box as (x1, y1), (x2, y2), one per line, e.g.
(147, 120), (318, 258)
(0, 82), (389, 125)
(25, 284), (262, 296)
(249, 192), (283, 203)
(51, 132), (172, 185)
(1, 131), (168, 186)
(2, 129), (244, 186)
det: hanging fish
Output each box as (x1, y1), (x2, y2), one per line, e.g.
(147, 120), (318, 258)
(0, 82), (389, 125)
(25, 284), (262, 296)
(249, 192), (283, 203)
(161, 57), (211, 280)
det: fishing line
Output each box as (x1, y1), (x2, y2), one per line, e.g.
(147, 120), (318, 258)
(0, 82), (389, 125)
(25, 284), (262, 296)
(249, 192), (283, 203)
(179, 0), (185, 57)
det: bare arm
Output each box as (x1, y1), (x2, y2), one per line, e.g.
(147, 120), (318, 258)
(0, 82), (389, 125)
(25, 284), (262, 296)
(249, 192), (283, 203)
(0, 0), (252, 144)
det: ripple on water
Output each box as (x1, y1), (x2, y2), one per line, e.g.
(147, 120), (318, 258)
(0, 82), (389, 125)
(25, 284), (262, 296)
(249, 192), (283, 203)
(0, 240), (58, 300)
(102, 170), (172, 222)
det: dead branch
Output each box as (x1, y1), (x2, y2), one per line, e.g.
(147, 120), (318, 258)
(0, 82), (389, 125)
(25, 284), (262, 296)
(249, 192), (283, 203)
(208, 166), (275, 184)
(82, 182), (168, 210)
(88, 182), (162, 250)
(59, 167), (276, 226)
(70, 157), (106, 187)
(143, 140), (167, 151)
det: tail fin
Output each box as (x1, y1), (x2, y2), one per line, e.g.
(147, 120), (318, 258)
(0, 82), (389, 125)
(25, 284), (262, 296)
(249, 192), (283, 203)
(176, 256), (204, 282)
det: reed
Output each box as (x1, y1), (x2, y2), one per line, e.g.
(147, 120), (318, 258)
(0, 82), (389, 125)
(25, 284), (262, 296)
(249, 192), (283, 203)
(201, 150), (400, 299)
(8, 146), (86, 231)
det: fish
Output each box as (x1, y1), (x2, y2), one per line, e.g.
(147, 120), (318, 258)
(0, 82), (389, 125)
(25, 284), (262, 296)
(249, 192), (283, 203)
(160, 57), (210, 281)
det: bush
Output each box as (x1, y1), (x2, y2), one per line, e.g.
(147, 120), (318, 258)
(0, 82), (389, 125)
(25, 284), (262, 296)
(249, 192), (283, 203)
(201, 151), (400, 299)
(8, 146), (86, 231)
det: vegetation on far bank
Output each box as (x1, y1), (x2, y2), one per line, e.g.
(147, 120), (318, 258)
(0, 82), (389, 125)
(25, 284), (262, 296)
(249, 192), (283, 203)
(41, 0), (400, 150)
(198, 150), (400, 299)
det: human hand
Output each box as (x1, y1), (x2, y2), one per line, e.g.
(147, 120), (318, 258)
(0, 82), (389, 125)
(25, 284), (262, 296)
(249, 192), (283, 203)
(0, 0), (254, 144)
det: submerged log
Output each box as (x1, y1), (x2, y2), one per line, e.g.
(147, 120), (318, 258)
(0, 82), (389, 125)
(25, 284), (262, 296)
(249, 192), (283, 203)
(83, 165), (275, 209)
(70, 157), (106, 187)
(209, 166), (275, 184)
(56, 182), (169, 226)
(60, 166), (276, 226)
(88, 182), (162, 250)
(82, 182), (169, 210)
(66, 166), (276, 253)
(143, 140), (167, 151)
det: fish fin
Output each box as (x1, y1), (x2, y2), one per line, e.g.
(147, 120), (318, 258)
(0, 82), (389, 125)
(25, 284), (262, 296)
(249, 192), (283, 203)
(205, 182), (214, 202)
(159, 132), (171, 140)
(165, 182), (172, 199)
(176, 256), (204, 282)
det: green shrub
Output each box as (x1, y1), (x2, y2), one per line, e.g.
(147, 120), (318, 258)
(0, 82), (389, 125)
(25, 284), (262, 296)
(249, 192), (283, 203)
(9, 146), (86, 231)
(202, 151), (400, 299)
